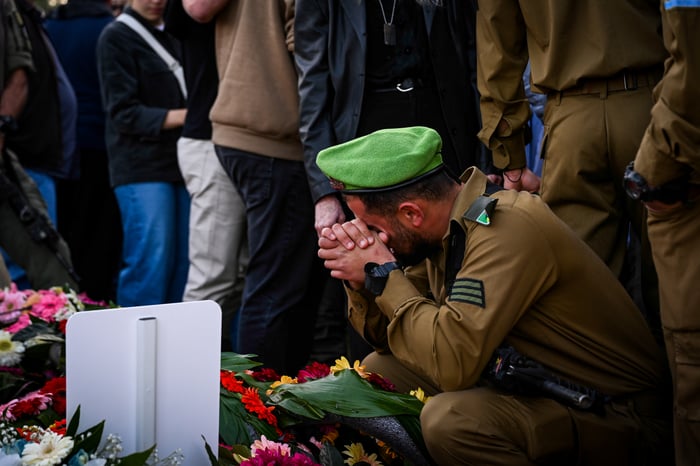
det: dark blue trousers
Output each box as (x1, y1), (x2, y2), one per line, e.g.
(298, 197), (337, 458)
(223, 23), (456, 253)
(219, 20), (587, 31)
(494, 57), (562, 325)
(216, 146), (321, 375)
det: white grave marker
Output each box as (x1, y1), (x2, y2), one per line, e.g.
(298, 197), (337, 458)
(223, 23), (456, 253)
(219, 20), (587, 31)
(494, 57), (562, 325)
(66, 301), (221, 465)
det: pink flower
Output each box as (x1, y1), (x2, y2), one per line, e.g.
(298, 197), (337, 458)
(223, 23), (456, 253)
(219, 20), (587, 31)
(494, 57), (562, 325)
(32, 290), (68, 321)
(4, 313), (31, 334)
(0, 390), (51, 421)
(251, 436), (292, 457)
(242, 436), (321, 466)
(78, 292), (107, 307)
(0, 284), (28, 324)
(297, 362), (330, 383)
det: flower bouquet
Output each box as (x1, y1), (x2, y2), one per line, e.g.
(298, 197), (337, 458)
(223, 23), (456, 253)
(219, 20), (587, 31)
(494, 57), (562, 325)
(0, 285), (182, 465)
(215, 353), (434, 466)
(1, 285), (435, 466)
(0, 284), (108, 424)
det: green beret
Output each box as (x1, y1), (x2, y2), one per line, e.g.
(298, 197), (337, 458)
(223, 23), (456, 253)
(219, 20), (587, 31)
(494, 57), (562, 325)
(317, 126), (445, 193)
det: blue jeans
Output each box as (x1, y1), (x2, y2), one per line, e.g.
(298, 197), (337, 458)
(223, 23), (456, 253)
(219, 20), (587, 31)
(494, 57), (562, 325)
(216, 146), (321, 374)
(114, 182), (190, 306)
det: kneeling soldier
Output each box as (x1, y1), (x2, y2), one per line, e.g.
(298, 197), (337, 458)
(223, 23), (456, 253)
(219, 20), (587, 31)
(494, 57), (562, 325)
(317, 126), (672, 465)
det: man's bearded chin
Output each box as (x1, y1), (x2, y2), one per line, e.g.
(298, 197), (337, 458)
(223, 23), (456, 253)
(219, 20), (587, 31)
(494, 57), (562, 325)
(414, 0), (442, 6)
(393, 239), (441, 267)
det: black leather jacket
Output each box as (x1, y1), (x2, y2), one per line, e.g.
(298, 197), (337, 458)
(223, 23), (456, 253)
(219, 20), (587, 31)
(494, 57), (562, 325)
(295, 0), (487, 203)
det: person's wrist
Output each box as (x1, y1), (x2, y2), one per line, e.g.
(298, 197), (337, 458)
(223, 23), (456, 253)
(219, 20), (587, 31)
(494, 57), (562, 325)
(364, 261), (402, 296)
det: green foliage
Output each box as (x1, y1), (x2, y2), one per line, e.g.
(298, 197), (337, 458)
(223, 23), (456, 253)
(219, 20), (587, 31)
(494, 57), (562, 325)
(268, 369), (424, 422)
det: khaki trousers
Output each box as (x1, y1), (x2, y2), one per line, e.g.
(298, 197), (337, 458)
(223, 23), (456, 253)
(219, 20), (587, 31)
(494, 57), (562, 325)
(540, 87), (659, 322)
(647, 192), (700, 466)
(364, 352), (672, 465)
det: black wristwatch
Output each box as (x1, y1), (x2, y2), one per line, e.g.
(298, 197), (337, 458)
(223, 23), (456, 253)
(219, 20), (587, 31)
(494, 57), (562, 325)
(364, 261), (402, 296)
(0, 115), (18, 135)
(623, 162), (688, 204)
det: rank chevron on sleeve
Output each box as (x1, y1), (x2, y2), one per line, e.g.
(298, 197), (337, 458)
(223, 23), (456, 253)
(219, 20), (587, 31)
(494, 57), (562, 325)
(449, 278), (486, 308)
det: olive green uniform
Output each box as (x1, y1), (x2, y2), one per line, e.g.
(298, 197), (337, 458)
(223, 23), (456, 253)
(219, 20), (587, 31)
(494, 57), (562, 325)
(475, 0), (667, 320)
(633, 2), (700, 464)
(346, 168), (671, 464)
(0, 0), (78, 290)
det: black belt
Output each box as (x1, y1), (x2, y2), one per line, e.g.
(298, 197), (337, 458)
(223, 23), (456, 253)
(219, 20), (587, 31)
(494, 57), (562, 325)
(554, 66), (664, 98)
(369, 77), (427, 93)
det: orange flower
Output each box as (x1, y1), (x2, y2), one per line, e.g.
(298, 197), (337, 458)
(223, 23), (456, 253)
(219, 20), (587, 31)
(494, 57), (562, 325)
(241, 387), (281, 435)
(221, 370), (245, 394)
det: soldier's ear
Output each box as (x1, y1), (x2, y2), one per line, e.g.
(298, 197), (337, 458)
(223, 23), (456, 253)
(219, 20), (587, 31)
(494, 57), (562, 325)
(397, 201), (424, 227)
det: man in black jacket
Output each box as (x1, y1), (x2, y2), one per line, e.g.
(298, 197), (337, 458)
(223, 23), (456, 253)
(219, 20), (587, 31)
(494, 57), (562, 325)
(294, 0), (488, 360)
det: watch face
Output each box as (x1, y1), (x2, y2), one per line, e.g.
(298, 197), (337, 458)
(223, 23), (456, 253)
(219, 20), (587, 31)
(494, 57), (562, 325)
(623, 164), (646, 201)
(624, 176), (643, 200)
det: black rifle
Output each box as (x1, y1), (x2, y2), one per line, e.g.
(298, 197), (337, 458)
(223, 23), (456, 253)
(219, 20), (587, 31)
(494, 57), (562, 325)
(483, 345), (609, 413)
(0, 151), (80, 284)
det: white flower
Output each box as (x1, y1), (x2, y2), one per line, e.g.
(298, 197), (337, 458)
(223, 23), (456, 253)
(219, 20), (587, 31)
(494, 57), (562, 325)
(20, 431), (74, 466)
(0, 331), (24, 367)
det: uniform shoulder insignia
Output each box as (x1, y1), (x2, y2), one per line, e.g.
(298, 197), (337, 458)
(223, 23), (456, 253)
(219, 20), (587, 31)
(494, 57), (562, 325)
(464, 195), (498, 226)
(449, 278), (485, 308)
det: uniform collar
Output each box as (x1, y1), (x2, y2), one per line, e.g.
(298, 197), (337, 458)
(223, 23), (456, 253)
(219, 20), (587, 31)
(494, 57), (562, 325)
(449, 167), (489, 234)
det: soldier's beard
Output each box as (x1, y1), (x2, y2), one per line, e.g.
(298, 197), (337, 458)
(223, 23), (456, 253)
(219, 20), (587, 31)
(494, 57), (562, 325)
(414, 0), (443, 6)
(388, 219), (441, 267)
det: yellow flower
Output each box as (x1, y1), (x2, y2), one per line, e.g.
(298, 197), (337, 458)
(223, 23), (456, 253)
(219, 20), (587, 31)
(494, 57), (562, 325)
(342, 442), (384, 466)
(331, 356), (352, 373)
(330, 356), (367, 377)
(270, 375), (298, 389)
(410, 387), (431, 404)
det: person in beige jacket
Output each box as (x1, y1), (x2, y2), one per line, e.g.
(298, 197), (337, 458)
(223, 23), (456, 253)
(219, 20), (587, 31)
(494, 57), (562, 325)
(184, 0), (321, 375)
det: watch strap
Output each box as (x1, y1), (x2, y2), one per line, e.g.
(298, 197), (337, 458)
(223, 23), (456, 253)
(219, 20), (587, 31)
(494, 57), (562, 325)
(364, 261), (402, 295)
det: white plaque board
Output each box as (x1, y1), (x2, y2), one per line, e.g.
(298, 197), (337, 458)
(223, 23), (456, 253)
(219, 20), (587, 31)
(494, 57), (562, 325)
(66, 301), (221, 465)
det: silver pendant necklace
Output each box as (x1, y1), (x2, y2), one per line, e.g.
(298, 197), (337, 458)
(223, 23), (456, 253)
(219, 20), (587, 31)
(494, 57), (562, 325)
(377, 0), (398, 46)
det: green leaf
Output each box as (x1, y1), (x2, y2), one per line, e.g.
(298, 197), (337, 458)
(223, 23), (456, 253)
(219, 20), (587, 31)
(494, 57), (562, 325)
(268, 370), (424, 419)
(220, 352), (263, 373)
(117, 446), (156, 466)
(214, 445), (241, 466)
(202, 436), (220, 466)
(13, 320), (59, 341)
(0, 371), (24, 400)
(71, 420), (105, 454)
(66, 405), (81, 437)
(36, 407), (61, 427)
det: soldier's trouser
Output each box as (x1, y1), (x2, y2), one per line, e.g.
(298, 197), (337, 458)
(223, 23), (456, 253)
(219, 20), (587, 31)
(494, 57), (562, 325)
(364, 352), (672, 466)
(647, 191), (700, 466)
(0, 151), (78, 290)
(540, 85), (659, 322)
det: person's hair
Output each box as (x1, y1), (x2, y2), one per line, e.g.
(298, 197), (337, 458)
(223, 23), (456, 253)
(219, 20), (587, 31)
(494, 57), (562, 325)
(352, 168), (457, 217)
